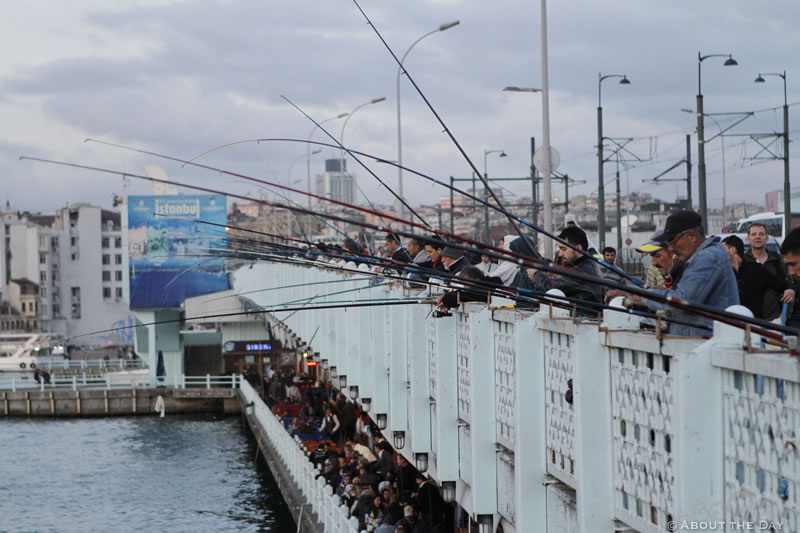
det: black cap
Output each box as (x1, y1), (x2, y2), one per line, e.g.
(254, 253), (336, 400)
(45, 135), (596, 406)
(441, 246), (463, 259)
(662, 210), (702, 241)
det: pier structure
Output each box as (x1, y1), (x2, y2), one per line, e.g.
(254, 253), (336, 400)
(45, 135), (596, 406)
(234, 261), (800, 533)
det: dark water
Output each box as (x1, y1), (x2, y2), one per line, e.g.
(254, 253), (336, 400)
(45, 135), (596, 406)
(0, 415), (295, 533)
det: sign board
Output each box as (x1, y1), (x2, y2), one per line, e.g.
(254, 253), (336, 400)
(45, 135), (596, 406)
(128, 195), (229, 309)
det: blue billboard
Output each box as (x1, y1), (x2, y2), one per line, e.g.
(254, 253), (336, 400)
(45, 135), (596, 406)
(128, 195), (229, 309)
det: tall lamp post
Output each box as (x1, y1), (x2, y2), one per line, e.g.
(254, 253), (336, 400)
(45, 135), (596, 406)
(340, 97), (387, 202)
(483, 149), (507, 243)
(755, 70), (791, 235)
(396, 20), (460, 221)
(307, 113), (348, 236)
(503, 86), (542, 234)
(697, 52), (737, 232)
(597, 73), (631, 250)
(682, 108), (728, 227)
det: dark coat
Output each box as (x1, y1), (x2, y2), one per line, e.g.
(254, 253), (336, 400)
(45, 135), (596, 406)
(735, 261), (788, 319)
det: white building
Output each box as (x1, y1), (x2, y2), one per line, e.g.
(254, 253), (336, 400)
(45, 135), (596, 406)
(0, 203), (131, 346)
(315, 158), (355, 204)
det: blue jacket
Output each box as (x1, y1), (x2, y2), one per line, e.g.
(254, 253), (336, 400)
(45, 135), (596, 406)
(645, 236), (739, 336)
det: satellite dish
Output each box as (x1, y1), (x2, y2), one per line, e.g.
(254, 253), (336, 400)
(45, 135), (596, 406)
(145, 165), (179, 195)
(533, 147), (561, 173)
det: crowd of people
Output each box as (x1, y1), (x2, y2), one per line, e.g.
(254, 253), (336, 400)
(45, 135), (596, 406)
(261, 369), (455, 533)
(308, 207), (800, 335)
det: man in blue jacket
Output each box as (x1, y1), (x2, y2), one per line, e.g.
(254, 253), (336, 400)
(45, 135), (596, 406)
(615, 210), (739, 336)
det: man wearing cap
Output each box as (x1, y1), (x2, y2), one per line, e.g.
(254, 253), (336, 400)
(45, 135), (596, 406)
(621, 210), (739, 336)
(440, 246), (471, 276)
(635, 230), (686, 289)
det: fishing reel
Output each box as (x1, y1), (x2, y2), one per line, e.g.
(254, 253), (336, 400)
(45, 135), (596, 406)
(432, 309), (452, 318)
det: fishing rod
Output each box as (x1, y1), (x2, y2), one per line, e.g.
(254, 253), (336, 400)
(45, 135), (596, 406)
(176, 239), (715, 334)
(21, 155), (796, 341)
(89, 139), (643, 286)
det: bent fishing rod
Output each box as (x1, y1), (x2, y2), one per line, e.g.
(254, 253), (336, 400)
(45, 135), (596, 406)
(92, 135), (638, 286)
(175, 239), (715, 334)
(21, 155), (796, 341)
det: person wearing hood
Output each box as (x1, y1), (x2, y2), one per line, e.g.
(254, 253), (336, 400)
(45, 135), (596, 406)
(491, 235), (521, 286)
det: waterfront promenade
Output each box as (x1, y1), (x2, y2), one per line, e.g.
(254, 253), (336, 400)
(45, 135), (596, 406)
(233, 261), (800, 533)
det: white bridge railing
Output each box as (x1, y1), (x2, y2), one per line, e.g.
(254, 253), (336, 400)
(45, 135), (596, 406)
(0, 373), (242, 391)
(233, 261), (799, 533)
(240, 380), (361, 533)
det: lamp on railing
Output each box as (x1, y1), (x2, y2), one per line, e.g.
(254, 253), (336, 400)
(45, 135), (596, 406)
(330, 366), (337, 379)
(477, 514), (493, 533)
(321, 359), (329, 370)
(349, 385), (359, 400)
(440, 481), (456, 503)
(393, 430), (406, 450)
(339, 375), (347, 389)
(376, 413), (387, 430)
(313, 352), (320, 363)
(415, 452), (429, 473)
(245, 401), (255, 415)
(361, 397), (371, 413)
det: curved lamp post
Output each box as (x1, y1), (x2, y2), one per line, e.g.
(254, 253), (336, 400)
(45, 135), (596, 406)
(339, 97), (387, 202)
(597, 73), (631, 250)
(307, 113), (348, 235)
(755, 71), (790, 236)
(396, 20), (460, 221)
(697, 52), (737, 232)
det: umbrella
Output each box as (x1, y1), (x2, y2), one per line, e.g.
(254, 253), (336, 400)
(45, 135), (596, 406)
(156, 350), (165, 384)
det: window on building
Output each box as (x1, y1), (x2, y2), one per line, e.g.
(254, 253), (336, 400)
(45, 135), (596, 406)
(71, 252), (78, 261)
(103, 287), (111, 299)
(115, 287), (123, 299)
(102, 254), (110, 265)
(115, 237), (122, 248)
(71, 287), (80, 301)
(102, 237), (109, 248)
(39, 252), (47, 264)
(52, 269), (59, 281)
(41, 304), (47, 316)
(71, 237), (78, 246)
(102, 271), (111, 282)
(39, 236), (47, 249)
(21, 302), (26, 312)
(40, 270), (47, 282)
(40, 287), (47, 298)
(35, 302), (38, 312)
(115, 254), (122, 265)
(71, 304), (81, 319)
(51, 237), (59, 250)
(115, 271), (123, 281)
(53, 304), (61, 318)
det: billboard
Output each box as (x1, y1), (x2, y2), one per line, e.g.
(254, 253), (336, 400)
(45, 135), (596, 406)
(128, 195), (229, 309)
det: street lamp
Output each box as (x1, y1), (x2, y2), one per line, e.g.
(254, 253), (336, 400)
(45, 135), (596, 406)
(597, 73), (631, 250)
(397, 20), (460, 221)
(340, 97), (387, 200)
(697, 52), (738, 232)
(755, 71), (790, 236)
(483, 149), (507, 243)
(503, 87), (543, 233)
(307, 113), (348, 236)
(681, 108), (727, 227)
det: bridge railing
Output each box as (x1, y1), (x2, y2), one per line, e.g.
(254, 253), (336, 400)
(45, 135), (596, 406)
(233, 261), (799, 533)
(240, 379), (360, 533)
(0, 373), (241, 392)
(37, 358), (147, 371)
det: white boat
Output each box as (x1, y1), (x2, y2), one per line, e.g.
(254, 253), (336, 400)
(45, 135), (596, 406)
(0, 333), (67, 372)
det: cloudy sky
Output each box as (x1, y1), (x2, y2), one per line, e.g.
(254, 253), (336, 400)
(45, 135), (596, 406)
(2, 0), (798, 215)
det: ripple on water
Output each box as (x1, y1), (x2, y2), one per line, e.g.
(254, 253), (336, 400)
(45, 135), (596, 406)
(0, 415), (296, 533)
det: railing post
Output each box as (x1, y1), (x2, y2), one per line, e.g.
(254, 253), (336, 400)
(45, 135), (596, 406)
(11, 377), (15, 392)
(206, 373), (211, 389)
(83, 373), (87, 386)
(72, 375), (77, 391)
(515, 314), (547, 532)
(573, 323), (614, 531)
